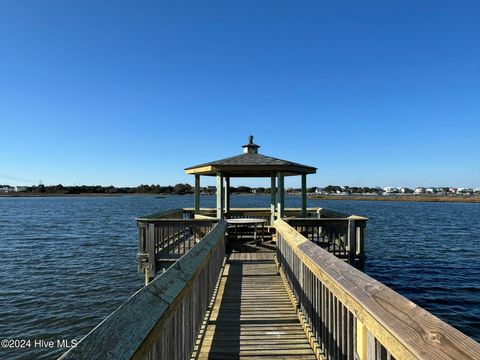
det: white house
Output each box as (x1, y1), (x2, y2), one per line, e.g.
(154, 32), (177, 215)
(383, 187), (399, 194)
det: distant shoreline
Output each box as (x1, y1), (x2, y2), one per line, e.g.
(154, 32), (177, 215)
(0, 193), (127, 197)
(1, 192), (479, 203)
(309, 194), (480, 203)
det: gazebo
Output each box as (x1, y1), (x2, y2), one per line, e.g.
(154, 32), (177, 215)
(185, 136), (317, 222)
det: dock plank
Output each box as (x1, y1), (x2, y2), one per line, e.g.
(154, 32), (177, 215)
(195, 248), (316, 359)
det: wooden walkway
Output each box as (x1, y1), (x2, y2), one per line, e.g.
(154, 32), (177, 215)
(196, 240), (316, 359)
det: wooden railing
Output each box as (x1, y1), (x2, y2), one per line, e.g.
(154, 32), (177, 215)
(137, 208), (192, 220)
(183, 207), (320, 225)
(227, 207), (319, 222)
(137, 210), (217, 281)
(285, 217), (366, 271)
(60, 220), (227, 360)
(317, 208), (354, 219)
(275, 218), (480, 360)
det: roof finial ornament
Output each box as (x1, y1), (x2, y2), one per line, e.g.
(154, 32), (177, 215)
(242, 135), (260, 154)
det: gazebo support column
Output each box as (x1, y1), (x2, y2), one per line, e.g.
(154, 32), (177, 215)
(277, 172), (285, 218)
(194, 175), (200, 215)
(224, 176), (230, 215)
(270, 173), (276, 224)
(216, 172), (224, 219)
(301, 174), (307, 217)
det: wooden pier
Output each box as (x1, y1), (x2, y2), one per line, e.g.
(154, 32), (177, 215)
(195, 247), (316, 359)
(60, 138), (480, 360)
(60, 207), (480, 360)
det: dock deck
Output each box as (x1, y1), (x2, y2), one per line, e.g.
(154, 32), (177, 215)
(196, 241), (316, 359)
(61, 208), (480, 360)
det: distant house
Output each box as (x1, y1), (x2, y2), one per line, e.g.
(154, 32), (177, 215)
(14, 186), (28, 192)
(0, 186), (14, 193)
(414, 187), (425, 194)
(383, 187), (399, 194)
(457, 188), (473, 195)
(400, 188), (413, 194)
(425, 188), (435, 194)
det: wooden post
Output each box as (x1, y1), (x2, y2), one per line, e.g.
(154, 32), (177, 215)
(357, 221), (366, 272)
(347, 219), (356, 266)
(356, 319), (367, 360)
(194, 175), (200, 214)
(147, 223), (155, 281)
(270, 173), (276, 224)
(224, 176), (230, 214)
(145, 269), (149, 286)
(301, 173), (307, 217)
(216, 172), (224, 219)
(277, 172), (285, 218)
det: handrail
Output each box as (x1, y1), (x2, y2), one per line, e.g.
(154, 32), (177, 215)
(137, 218), (218, 224)
(275, 218), (480, 360)
(137, 217), (218, 281)
(184, 207), (320, 212)
(135, 208), (189, 221)
(194, 214), (218, 220)
(317, 208), (367, 219)
(59, 220), (227, 360)
(285, 217), (366, 271)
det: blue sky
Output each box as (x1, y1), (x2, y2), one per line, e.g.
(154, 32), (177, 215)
(0, 1), (479, 188)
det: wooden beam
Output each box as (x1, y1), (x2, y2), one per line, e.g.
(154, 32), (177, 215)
(277, 172), (285, 218)
(185, 165), (214, 175)
(194, 175), (200, 214)
(301, 174), (307, 217)
(216, 172), (224, 219)
(270, 173), (276, 224)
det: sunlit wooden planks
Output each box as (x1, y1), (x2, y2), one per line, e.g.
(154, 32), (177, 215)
(196, 252), (316, 359)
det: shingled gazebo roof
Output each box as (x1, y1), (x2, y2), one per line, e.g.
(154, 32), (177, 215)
(185, 136), (317, 177)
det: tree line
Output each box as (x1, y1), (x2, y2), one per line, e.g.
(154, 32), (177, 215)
(4, 184), (384, 195)
(15, 184), (195, 195)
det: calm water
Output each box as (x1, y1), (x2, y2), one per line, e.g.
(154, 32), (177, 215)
(0, 195), (479, 359)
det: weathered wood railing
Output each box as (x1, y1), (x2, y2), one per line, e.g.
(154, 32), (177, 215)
(139, 208), (193, 220)
(317, 208), (355, 219)
(286, 217), (366, 271)
(60, 220), (227, 360)
(275, 218), (480, 360)
(184, 207), (320, 225)
(137, 210), (217, 281)
(227, 207), (319, 223)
